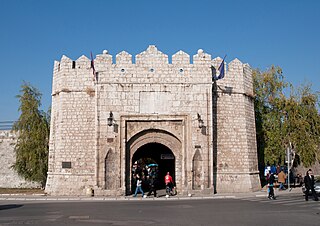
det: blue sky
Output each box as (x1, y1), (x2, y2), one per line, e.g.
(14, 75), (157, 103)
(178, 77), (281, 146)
(0, 0), (319, 121)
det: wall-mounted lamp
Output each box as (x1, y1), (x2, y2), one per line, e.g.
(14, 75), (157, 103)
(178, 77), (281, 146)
(197, 113), (204, 128)
(107, 111), (114, 126)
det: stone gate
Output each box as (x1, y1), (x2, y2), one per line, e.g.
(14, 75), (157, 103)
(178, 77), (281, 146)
(45, 45), (261, 196)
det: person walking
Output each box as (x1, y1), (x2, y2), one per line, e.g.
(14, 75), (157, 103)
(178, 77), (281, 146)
(304, 169), (319, 201)
(289, 169), (295, 188)
(268, 171), (276, 200)
(147, 176), (158, 198)
(278, 169), (287, 190)
(164, 172), (174, 195)
(133, 174), (144, 197)
(276, 164), (281, 175)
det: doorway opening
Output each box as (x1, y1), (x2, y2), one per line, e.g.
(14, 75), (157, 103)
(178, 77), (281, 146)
(131, 142), (175, 193)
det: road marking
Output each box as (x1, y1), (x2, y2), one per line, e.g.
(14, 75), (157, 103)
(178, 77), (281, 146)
(237, 195), (320, 211)
(69, 215), (90, 219)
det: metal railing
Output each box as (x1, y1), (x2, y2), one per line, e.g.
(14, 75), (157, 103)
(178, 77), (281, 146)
(0, 121), (15, 130)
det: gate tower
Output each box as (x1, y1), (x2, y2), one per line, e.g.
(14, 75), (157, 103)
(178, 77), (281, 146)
(45, 45), (261, 196)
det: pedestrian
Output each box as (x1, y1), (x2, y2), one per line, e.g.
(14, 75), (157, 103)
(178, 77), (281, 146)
(278, 169), (286, 190)
(268, 171), (276, 200)
(143, 167), (148, 178)
(297, 173), (303, 186)
(289, 169), (295, 187)
(276, 164), (281, 175)
(304, 169), (319, 201)
(133, 174), (145, 197)
(271, 164), (277, 174)
(164, 172), (174, 195)
(266, 171), (270, 185)
(264, 164), (271, 177)
(147, 176), (158, 198)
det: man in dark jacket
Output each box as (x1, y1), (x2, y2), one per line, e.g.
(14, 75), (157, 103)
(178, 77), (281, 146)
(304, 169), (319, 201)
(147, 176), (158, 198)
(268, 171), (276, 200)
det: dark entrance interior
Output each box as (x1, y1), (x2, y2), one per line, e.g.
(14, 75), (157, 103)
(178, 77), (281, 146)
(131, 143), (175, 193)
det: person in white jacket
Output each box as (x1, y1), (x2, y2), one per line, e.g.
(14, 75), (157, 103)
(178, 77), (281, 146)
(133, 174), (144, 197)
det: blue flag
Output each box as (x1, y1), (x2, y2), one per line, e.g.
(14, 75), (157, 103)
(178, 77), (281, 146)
(90, 51), (96, 76)
(217, 58), (225, 80)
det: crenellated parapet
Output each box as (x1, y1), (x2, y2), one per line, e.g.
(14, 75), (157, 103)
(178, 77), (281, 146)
(52, 45), (252, 97)
(172, 50), (190, 65)
(116, 51), (132, 65)
(213, 57), (254, 99)
(136, 45), (168, 66)
(193, 49), (212, 65)
(52, 55), (95, 96)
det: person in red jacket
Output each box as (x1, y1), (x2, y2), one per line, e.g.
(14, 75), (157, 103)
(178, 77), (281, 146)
(165, 172), (173, 184)
(164, 172), (174, 195)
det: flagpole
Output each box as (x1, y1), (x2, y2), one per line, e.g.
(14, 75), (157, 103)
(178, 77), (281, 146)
(212, 77), (218, 194)
(211, 54), (226, 194)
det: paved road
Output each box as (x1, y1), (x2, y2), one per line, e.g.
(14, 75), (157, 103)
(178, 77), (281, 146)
(236, 193), (320, 210)
(0, 192), (319, 226)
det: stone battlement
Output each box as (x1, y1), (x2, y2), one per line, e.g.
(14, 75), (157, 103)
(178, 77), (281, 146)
(54, 45), (246, 74)
(52, 45), (253, 98)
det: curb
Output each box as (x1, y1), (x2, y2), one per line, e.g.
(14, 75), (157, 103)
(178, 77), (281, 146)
(0, 188), (302, 201)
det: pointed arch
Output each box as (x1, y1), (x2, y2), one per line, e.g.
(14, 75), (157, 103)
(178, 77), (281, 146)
(105, 148), (116, 190)
(192, 149), (202, 190)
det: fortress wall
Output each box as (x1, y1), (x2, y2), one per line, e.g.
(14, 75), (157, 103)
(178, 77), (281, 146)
(0, 131), (40, 188)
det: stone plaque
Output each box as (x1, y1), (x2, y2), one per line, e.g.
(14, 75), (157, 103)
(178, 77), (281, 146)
(139, 91), (171, 114)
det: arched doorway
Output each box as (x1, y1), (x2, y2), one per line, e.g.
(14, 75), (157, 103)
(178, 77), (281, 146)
(131, 143), (175, 193)
(125, 129), (181, 195)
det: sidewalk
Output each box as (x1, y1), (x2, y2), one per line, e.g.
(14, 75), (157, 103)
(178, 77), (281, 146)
(0, 187), (302, 201)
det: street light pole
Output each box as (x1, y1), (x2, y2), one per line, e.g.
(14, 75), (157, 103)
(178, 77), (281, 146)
(287, 146), (290, 191)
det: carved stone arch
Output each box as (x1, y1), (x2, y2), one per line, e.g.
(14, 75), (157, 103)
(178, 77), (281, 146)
(192, 149), (202, 190)
(105, 148), (116, 190)
(128, 129), (181, 160)
(125, 129), (182, 194)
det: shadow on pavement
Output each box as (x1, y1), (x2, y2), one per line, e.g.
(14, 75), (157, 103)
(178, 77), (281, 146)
(0, 204), (23, 211)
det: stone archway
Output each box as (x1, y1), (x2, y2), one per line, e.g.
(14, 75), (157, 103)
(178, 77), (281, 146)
(125, 129), (182, 195)
(131, 142), (175, 193)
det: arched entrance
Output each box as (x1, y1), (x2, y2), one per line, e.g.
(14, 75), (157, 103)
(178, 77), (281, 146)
(125, 129), (182, 195)
(131, 143), (175, 193)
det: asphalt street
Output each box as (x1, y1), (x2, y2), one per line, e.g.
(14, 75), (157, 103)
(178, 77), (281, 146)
(0, 189), (319, 226)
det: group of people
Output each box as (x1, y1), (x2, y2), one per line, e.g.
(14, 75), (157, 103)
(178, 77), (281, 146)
(265, 164), (304, 188)
(267, 168), (318, 201)
(133, 171), (175, 198)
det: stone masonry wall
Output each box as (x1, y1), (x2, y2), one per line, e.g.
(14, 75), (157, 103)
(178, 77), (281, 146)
(0, 131), (40, 188)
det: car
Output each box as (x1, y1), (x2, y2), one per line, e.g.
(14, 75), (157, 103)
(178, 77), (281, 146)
(302, 181), (320, 195)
